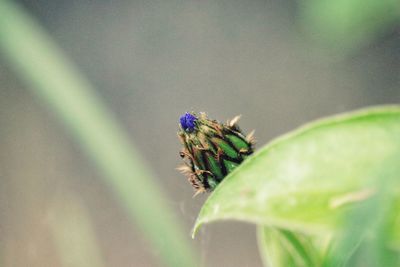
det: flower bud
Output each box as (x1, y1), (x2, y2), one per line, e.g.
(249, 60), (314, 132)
(178, 112), (255, 195)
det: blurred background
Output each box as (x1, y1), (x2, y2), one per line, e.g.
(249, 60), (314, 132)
(0, 0), (399, 266)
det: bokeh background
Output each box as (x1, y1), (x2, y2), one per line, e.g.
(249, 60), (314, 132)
(0, 0), (399, 266)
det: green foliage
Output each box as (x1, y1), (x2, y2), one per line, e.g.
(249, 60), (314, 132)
(194, 106), (400, 266)
(258, 227), (327, 267)
(300, 0), (400, 52)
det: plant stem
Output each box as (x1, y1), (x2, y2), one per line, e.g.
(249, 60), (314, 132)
(0, 1), (198, 266)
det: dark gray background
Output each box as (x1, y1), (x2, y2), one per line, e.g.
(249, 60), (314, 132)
(1, 0), (399, 266)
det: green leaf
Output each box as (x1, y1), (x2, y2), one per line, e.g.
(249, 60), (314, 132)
(322, 163), (400, 267)
(257, 226), (329, 267)
(193, 106), (400, 237)
(300, 0), (400, 52)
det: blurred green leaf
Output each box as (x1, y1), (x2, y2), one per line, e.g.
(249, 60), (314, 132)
(300, 0), (400, 52)
(48, 197), (106, 267)
(193, 106), (400, 237)
(0, 1), (197, 267)
(257, 226), (328, 267)
(322, 162), (400, 267)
